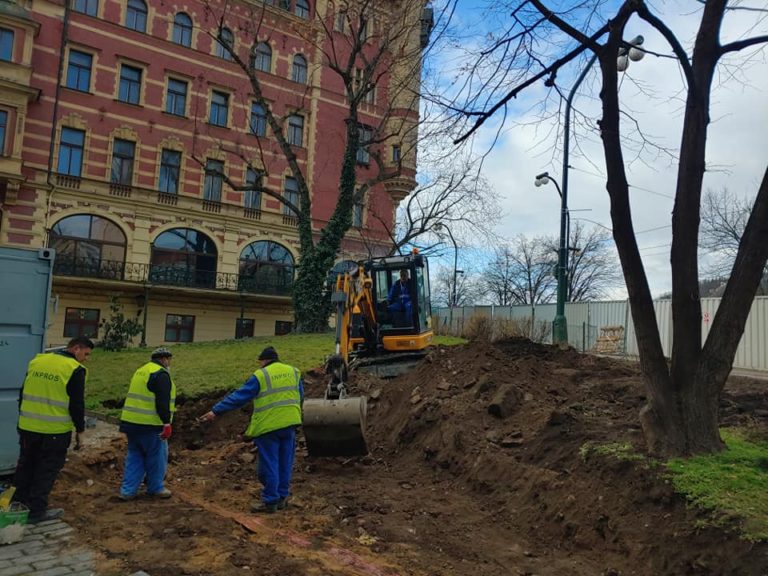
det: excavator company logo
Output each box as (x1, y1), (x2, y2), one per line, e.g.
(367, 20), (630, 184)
(32, 371), (61, 382)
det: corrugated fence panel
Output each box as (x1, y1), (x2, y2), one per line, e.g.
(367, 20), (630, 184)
(434, 296), (767, 372)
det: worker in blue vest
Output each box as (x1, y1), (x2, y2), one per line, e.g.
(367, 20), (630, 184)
(118, 347), (176, 500)
(14, 336), (94, 524)
(198, 346), (303, 513)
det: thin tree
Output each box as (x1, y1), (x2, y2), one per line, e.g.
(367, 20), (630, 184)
(195, 0), (447, 331)
(453, 1), (768, 456)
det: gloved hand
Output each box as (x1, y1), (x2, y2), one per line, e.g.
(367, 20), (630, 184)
(159, 424), (172, 440)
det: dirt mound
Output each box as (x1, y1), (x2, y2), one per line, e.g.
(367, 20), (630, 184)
(52, 338), (768, 576)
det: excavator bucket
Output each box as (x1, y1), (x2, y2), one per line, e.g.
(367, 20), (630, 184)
(302, 396), (368, 457)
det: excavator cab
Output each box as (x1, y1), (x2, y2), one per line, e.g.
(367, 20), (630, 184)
(302, 252), (433, 457)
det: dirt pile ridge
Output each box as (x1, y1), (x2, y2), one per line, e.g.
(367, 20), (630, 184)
(53, 338), (768, 576)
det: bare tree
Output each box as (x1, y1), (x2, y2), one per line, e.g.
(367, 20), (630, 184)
(484, 235), (557, 305)
(701, 188), (768, 294)
(453, 1), (768, 456)
(560, 222), (624, 301)
(193, 0), (449, 331)
(431, 264), (481, 308)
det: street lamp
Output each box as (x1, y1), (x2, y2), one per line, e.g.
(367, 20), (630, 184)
(542, 35), (645, 345)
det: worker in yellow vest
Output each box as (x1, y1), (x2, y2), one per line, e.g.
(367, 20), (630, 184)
(118, 347), (176, 500)
(14, 336), (94, 524)
(198, 346), (303, 513)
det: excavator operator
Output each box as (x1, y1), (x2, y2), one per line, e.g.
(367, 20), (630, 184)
(387, 269), (413, 327)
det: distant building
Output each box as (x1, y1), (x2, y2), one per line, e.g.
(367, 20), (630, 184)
(0, 0), (425, 345)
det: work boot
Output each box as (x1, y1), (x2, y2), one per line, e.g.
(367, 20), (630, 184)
(277, 498), (288, 510)
(117, 492), (136, 501)
(250, 500), (278, 514)
(28, 508), (64, 524)
(149, 488), (172, 499)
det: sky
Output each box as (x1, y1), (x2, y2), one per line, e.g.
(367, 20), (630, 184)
(425, 1), (768, 299)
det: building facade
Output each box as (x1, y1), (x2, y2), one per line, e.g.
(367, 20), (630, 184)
(0, 0), (425, 346)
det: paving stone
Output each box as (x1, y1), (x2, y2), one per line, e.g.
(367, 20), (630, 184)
(0, 561), (10, 569)
(32, 566), (74, 576)
(69, 572), (96, 576)
(31, 557), (64, 570)
(0, 564), (34, 576)
(0, 548), (24, 561)
(43, 527), (74, 539)
(61, 551), (93, 566)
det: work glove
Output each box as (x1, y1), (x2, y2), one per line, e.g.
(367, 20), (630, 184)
(160, 424), (172, 440)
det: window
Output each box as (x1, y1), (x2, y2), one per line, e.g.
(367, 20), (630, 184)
(172, 13), (193, 47)
(235, 318), (254, 339)
(165, 78), (187, 116)
(353, 198), (364, 228)
(283, 176), (298, 215)
(360, 18), (369, 41)
(119, 64), (142, 105)
(216, 27), (234, 60)
(250, 102), (267, 137)
(0, 110), (7, 156)
(203, 159), (224, 201)
(64, 308), (100, 338)
(150, 228), (217, 289)
(0, 28), (13, 62)
(291, 54), (307, 84)
(334, 9), (346, 32)
(287, 114), (303, 147)
(158, 148), (181, 194)
(110, 138), (135, 185)
(251, 42), (271, 73)
(357, 124), (372, 164)
(165, 314), (195, 342)
(355, 68), (374, 104)
(125, 0), (147, 32)
(295, 0), (309, 18)
(239, 240), (294, 294)
(209, 90), (228, 127)
(66, 50), (92, 92)
(244, 168), (262, 209)
(275, 320), (293, 335)
(57, 127), (85, 177)
(278, 0), (290, 10)
(392, 144), (401, 163)
(50, 214), (127, 278)
(72, 0), (98, 16)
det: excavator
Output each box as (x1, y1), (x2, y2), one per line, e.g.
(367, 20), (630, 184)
(302, 251), (433, 457)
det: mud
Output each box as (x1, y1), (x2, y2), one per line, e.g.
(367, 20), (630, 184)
(54, 338), (768, 575)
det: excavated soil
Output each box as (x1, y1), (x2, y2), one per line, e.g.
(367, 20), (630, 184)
(54, 338), (768, 575)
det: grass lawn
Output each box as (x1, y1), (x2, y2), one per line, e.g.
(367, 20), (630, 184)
(666, 428), (768, 541)
(85, 334), (465, 412)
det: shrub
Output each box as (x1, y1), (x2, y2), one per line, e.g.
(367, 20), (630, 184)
(99, 296), (143, 351)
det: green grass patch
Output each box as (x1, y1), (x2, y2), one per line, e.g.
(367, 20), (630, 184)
(86, 333), (465, 412)
(666, 428), (768, 541)
(579, 441), (647, 463)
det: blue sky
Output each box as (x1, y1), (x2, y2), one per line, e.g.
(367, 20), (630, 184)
(421, 0), (768, 298)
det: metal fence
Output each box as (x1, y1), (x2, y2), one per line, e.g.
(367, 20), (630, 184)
(434, 296), (768, 372)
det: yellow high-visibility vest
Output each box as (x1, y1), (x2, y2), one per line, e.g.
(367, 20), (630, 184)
(18, 353), (85, 434)
(121, 362), (177, 426)
(245, 362), (301, 438)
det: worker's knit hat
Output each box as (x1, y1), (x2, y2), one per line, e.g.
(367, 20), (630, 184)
(258, 346), (279, 361)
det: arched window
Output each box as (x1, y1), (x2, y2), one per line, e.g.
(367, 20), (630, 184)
(126, 0), (147, 32)
(291, 54), (307, 83)
(50, 214), (126, 279)
(239, 241), (294, 295)
(150, 228), (217, 288)
(216, 27), (234, 60)
(295, 0), (310, 19)
(251, 42), (272, 73)
(172, 13), (192, 47)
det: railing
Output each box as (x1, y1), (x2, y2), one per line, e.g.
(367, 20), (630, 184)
(202, 199), (222, 213)
(243, 207), (262, 220)
(53, 256), (292, 296)
(56, 174), (81, 189)
(109, 183), (132, 197)
(282, 214), (298, 227)
(157, 191), (179, 206)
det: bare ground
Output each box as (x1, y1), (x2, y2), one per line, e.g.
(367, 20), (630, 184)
(54, 338), (768, 575)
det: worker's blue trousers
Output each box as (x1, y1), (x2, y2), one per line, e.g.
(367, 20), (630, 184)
(254, 427), (296, 505)
(120, 431), (168, 497)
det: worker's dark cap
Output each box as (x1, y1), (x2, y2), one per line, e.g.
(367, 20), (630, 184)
(151, 347), (173, 359)
(258, 346), (278, 361)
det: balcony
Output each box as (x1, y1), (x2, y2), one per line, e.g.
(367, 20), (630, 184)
(53, 256), (293, 296)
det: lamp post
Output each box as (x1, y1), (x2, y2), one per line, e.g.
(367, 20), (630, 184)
(540, 35), (645, 345)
